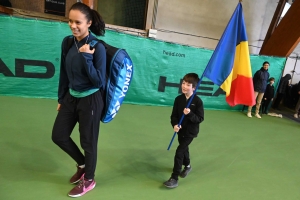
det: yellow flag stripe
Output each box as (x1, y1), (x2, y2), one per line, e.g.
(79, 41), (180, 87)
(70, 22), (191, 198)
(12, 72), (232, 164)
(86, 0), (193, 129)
(220, 41), (252, 96)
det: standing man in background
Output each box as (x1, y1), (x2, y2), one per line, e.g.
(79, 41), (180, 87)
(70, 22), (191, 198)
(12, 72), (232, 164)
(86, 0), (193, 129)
(247, 61), (270, 118)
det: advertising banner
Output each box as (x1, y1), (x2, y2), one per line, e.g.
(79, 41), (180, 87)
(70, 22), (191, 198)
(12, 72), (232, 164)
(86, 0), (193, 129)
(0, 16), (286, 110)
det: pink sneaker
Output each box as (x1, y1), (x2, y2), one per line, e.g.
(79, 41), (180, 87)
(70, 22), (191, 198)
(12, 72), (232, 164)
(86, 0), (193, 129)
(68, 179), (96, 197)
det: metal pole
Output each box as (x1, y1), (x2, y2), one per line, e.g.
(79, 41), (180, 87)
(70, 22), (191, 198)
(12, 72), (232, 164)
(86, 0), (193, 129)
(291, 56), (298, 83)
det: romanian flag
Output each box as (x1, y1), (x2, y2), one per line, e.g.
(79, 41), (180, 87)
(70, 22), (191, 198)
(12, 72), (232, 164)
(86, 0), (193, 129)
(203, 3), (255, 106)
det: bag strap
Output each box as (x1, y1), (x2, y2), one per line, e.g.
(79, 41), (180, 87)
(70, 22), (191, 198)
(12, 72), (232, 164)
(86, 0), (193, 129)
(67, 36), (73, 50)
(63, 35), (74, 57)
(89, 39), (99, 49)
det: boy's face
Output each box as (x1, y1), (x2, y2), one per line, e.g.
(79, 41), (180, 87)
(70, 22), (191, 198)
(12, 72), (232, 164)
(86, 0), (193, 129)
(181, 80), (195, 96)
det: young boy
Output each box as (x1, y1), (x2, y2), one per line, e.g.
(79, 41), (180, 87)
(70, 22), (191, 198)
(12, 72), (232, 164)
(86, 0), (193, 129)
(163, 73), (204, 188)
(261, 77), (275, 114)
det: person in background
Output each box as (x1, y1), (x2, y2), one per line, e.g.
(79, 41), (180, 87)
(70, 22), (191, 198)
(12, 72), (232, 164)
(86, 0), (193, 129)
(272, 74), (292, 110)
(247, 61), (270, 118)
(293, 81), (300, 118)
(261, 77), (275, 114)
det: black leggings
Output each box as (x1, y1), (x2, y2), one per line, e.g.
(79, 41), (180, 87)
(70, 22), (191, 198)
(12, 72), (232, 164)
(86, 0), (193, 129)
(52, 90), (103, 179)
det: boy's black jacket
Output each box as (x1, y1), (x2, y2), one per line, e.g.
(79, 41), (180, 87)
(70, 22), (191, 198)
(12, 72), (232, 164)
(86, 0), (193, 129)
(171, 94), (204, 138)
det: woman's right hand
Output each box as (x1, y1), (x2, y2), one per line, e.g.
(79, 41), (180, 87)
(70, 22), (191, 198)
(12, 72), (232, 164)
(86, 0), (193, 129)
(79, 44), (95, 54)
(57, 104), (61, 111)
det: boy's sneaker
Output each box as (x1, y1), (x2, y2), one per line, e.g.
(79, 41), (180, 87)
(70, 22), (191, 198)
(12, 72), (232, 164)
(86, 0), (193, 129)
(70, 165), (85, 184)
(68, 179), (96, 197)
(163, 178), (178, 188)
(247, 112), (252, 118)
(179, 166), (192, 178)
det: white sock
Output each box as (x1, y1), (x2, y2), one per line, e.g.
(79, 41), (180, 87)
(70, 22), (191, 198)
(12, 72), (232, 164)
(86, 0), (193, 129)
(187, 165), (191, 168)
(78, 164), (85, 168)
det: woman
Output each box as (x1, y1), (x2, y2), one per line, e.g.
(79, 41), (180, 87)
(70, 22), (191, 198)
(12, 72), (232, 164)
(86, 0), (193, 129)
(52, 2), (106, 197)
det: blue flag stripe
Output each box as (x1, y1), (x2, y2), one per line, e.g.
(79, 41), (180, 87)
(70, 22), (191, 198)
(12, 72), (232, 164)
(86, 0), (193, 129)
(203, 3), (247, 86)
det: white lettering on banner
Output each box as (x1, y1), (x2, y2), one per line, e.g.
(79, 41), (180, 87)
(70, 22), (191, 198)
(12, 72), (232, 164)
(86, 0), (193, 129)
(119, 63), (133, 98)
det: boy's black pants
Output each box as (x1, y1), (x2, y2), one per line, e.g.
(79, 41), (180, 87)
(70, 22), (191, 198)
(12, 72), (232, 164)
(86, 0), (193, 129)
(261, 99), (271, 113)
(52, 90), (103, 180)
(171, 135), (194, 180)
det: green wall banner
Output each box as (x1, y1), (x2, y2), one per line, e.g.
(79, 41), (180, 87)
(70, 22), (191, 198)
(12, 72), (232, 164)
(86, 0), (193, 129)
(0, 16), (286, 110)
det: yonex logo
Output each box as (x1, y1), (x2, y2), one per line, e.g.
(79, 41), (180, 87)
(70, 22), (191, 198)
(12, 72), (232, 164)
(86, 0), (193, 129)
(119, 62), (133, 98)
(111, 60), (133, 119)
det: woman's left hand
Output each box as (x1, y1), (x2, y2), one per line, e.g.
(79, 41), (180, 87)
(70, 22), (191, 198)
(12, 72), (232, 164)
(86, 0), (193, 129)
(79, 44), (95, 54)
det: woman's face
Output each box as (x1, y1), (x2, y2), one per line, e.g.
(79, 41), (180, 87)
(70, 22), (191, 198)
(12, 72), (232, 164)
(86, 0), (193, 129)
(68, 9), (91, 41)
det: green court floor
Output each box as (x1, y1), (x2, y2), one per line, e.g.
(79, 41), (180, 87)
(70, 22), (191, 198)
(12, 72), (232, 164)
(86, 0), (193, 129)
(0, 96), (300, 200)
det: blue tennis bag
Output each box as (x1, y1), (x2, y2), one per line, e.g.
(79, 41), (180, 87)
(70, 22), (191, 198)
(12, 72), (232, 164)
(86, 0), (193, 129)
(64, 36), (133, 123)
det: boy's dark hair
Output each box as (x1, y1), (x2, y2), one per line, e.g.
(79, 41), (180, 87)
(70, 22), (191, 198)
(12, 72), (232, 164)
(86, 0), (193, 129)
(70, 2), (105, 36)
(183, 73), (199, 88)
(263, 61), (270, 66)
(269, 77), (275, 82)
